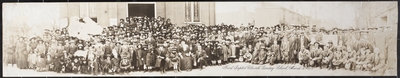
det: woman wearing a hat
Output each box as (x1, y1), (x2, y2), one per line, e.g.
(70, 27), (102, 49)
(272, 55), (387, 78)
(119, 44), (132, 74)
(28, 37), (38, 53)
(133, 44), (144, 71)
(15, 36), (29, 69)
(37, 41), (48, 71)
(144, 43), (156, 73)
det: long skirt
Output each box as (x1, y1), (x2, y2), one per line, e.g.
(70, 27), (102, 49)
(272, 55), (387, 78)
(17, 53), (29, 69)
(53, 58), (62, 72)
(36, 58), (47, 71)
(136, 58), (144, 67)
(81, 65), (89, 74)
(28, 54), (38, 68)
(145, 54), (155, 67)
(6, 53), (16, 65)
(210, 54), (219, 60)
(155, 58), (166, 68)
(180, 56), (193, 70)
(218, 55), (224, 61)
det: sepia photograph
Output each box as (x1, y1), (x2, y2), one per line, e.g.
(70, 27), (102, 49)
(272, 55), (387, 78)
(2, 2), (398, 76)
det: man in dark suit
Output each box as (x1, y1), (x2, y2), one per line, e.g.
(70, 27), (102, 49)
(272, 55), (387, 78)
(156, 41), (168, 74)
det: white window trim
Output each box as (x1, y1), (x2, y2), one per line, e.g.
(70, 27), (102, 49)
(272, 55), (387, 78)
(185, 2), (201, 24)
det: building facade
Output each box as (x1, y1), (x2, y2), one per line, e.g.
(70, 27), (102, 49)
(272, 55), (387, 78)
(357, 2), (397, 28)
(255, 3), (318, 27)
(60, 2), (216, 28)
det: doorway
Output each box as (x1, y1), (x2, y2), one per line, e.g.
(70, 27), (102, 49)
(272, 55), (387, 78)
(127, 3), (156, 18)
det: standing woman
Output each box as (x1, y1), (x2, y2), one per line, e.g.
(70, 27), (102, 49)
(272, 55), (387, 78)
(36, 40), (47, 71)
(135, 44), (144, 71)
(37, 40), (46, 60)
(144, 45), (156, 73)
(129, 42), (137, 72)
(16, 37), (29, 69)
(6, 44), (16, 67)
(54, 42), (65, 73)
(29, 38), (39, 53)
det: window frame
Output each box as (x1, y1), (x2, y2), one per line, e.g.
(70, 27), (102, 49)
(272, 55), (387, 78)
(184, 2), (201, 24)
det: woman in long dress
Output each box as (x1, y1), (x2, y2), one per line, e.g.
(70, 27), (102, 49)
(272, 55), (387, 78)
(16, 37), (29, 69)
(144, 45), (156, 72)
(5, 46), (16, 66)
(135, 44), (144, 71)
(179, 40), (192, 71)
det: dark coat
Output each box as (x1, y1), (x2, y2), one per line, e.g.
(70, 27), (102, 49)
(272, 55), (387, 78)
(155, 47), (168, 68)
(135, 49), (144, 66)
(145, 49), (156, 66)
(16, 41), (28, 68)
(69, 45), (78, 55)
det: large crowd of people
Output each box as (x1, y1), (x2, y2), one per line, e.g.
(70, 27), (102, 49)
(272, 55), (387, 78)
(3, 16), (395, 75)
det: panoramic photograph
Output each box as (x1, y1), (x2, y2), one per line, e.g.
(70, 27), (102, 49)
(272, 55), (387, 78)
(2, 2), (398, 76)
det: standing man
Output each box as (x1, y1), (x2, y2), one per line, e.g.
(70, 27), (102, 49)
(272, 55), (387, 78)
(371, 47), (386, 75)
(270, 40), (280, 64)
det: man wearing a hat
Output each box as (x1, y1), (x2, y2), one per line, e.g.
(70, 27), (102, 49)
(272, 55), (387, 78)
(270, 39), (280, 64)
(309, 42), (323, 68)
(206, 41), (219, 65)
(251, 39), (262, 64)
(257, 44), (267, 64)
(68, 40), (78, 55)
(321, 41), (334, 70)
(103, 40), (113, 58)
(298, 46), (310, 67)
(155, 41), (168, 74)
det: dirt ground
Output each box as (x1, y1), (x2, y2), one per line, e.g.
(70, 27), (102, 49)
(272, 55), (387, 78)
(3, 62), (396, 77)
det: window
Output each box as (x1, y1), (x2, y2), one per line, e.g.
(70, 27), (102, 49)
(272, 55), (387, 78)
(185, 2), (200, 23)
